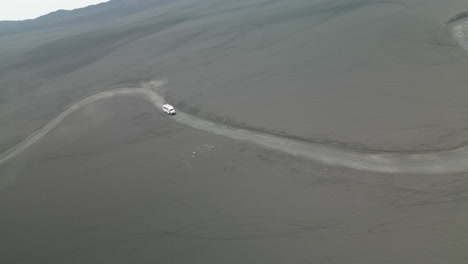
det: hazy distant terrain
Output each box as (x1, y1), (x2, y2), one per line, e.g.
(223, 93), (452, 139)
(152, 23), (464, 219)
(1, 0), (468, 263)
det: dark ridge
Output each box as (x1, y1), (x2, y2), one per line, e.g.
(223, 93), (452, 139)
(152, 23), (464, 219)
(0, 0), (174, 37)
(447, 10), (468, 24)
(0, 15), (189, 79)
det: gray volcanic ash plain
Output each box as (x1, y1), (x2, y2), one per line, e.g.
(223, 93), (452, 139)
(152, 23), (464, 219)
(2, 0), (468, 263)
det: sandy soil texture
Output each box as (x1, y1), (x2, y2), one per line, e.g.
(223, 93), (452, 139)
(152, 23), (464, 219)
(1, 97), (468, 264)
(2, 0), (468, 152)
(5, 80), (468, 174)
(2, 0), (468, 263)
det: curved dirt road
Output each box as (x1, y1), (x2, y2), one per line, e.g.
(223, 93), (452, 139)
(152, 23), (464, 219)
(3, 21), (468, 174)
(1, 80), (468, 174)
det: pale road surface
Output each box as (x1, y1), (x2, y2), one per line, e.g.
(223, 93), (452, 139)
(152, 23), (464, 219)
(3, 71), (468, 174)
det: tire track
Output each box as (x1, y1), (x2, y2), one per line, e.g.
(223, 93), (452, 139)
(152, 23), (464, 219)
(3, 20), (468, 174)
(1, 80), (468, 174)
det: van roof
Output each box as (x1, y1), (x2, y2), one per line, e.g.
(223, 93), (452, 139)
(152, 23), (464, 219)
(163, 104), (174, 109)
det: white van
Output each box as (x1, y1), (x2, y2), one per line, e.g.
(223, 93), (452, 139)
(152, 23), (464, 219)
(162, 104), (176, 115)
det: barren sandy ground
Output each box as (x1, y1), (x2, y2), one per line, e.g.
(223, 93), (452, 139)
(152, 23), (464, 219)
(5, 81), (468, 174)
(2, 97), (468, 263)
(1, 0), (468, 263)
(2, 0), (468, 152)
